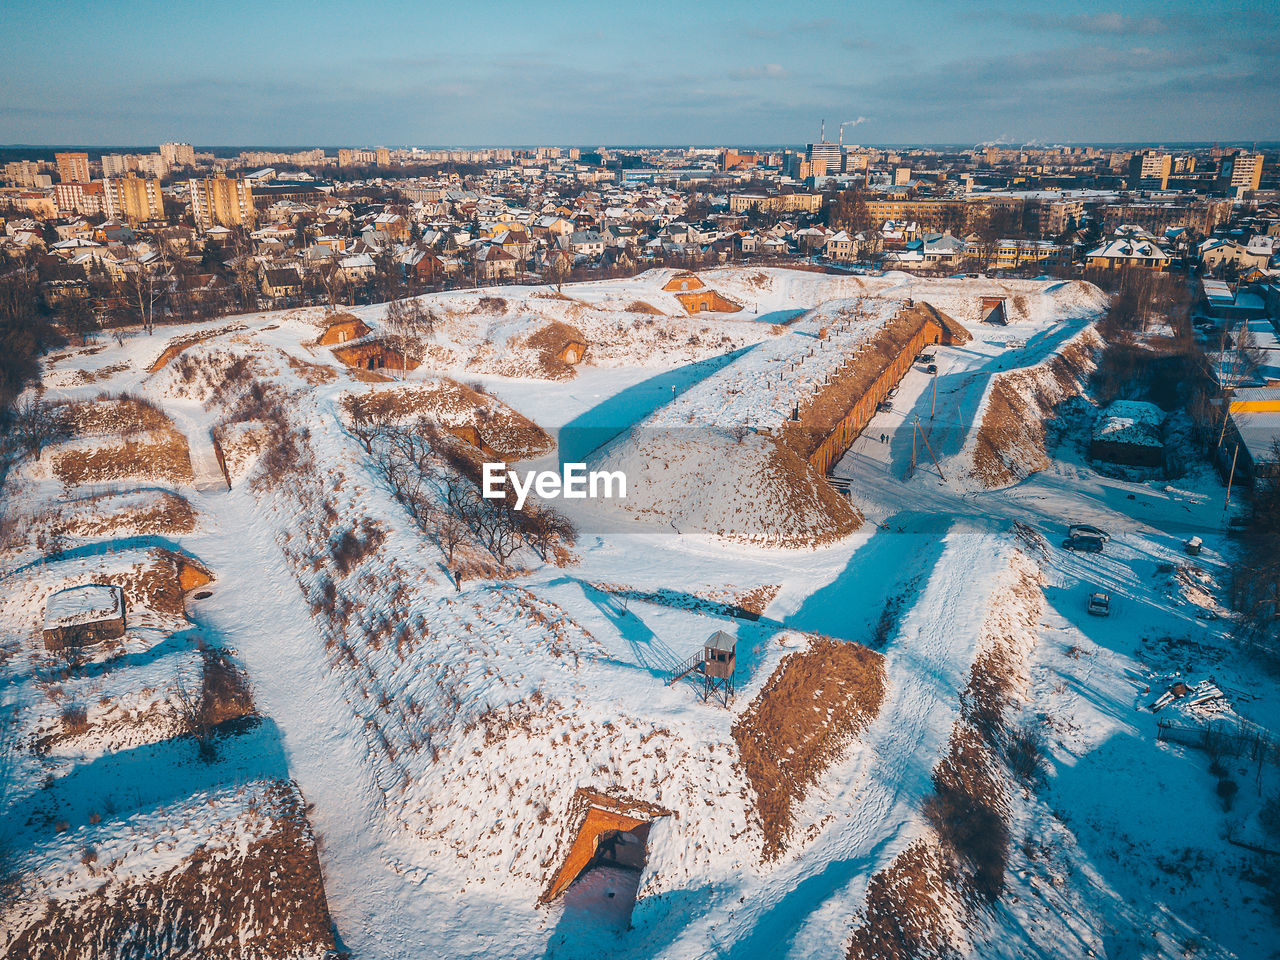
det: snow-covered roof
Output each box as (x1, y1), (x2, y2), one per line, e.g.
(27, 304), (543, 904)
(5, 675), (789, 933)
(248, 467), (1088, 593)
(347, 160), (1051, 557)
(1092, 400), (1165, 447)
(43, 584), (124, 630)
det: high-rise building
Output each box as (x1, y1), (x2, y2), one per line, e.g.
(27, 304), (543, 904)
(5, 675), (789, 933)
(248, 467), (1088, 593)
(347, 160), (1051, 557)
(54, 181), (104, 216)
(135, 154), (169, 178)
(375, 147), (390, 167)
(337, 148), (377, 167)
(188, 175), (255, 230)
(3, 160), (43, 187)
(806, 141), (843, 174)
(1127, 151), (1172, 190)
(104, 174), (165, 224)
(160, 141), (195, 168)
(893, 166), (912, 185)
(1219, 151), (1264, 193)
(55, 151), (90, 184)
(101, 154), (131, 177)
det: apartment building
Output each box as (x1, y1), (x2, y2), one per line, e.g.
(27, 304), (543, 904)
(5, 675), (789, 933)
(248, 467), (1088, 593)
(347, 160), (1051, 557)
(189, 175), (255, 230)
(1101, 199), (1233, 235)
(101, 154), (131, 177)
(3, 160), (44, 187)
(338, 148), (377, 167)
(1219, 151), (1264, 193)
(55, 151), (90, 184)
(160, 141), (195, 168)
(103, 174), (165, 224)
(1127, 151), (1172, 190)
(719, 150), (760, 171)
(54, 181), (104, 216)
(728, 192), (823, 214)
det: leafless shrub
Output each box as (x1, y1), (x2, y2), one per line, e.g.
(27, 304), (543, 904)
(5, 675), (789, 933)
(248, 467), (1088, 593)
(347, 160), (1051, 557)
(60, 704), (89, 737)
(329, 519), (386, 577)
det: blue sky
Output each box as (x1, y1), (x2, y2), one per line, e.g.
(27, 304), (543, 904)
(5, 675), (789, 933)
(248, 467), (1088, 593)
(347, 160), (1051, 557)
(2, 0), (1276, 146)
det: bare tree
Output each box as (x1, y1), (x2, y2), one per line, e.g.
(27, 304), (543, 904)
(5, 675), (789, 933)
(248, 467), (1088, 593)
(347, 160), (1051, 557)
(10, 397), (70, 457)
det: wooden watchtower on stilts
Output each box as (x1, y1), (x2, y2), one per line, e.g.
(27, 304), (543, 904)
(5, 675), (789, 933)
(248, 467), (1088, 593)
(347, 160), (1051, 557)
(666, 630), (737, 706)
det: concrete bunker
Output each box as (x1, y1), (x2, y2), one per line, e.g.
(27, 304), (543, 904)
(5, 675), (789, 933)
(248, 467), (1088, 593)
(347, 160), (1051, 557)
(675, 289), (743, 315)
(43, 584), (127, 650)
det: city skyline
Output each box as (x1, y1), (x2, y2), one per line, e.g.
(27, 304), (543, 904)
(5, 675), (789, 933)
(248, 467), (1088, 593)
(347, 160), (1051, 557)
(3, 0), (1277, 146)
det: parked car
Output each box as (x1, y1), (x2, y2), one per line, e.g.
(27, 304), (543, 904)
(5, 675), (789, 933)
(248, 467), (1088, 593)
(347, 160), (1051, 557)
(1068, 523), (1110, 542)
(926, 363), (938, 374)
(1088, 592), (1111, 616)
(877, 399), (893, 413)
(914, 351), (935, 363)
(1185, 536), (1203, 556)
(1062, 533), (1104, 553)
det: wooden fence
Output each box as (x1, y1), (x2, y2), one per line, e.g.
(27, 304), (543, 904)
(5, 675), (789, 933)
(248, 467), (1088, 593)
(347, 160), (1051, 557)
(1157, 717), (1280, 766)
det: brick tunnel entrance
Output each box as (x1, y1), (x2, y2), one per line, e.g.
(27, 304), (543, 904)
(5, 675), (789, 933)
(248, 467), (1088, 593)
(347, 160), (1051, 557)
(541, 790), (669, 927)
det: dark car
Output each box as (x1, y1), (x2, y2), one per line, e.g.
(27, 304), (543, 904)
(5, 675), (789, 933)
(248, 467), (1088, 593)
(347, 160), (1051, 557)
(1062, 534), (1104, 553)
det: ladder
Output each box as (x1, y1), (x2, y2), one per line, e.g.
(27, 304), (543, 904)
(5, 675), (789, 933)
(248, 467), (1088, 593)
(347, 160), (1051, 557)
(666, 651), (704, 685)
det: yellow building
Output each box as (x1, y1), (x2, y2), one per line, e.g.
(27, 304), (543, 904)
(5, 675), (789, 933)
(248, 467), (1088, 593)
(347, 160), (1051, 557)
(104, 174), (165, 224)
(1220, 152), (1264, 193)
(728, 192), (823, 214)
(188, 176), (255, 231)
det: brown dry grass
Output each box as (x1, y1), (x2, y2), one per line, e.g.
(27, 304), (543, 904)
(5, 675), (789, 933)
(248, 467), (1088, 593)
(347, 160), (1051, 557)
(346, 365), (393, 382)
(344, 379), (553, 460)
(52, 430), (194, 486)
(970, 329), (1099, 488)
(846, 839), (963, 960)
(734, 584), (782, 617)
(70, 362), (130, 385)
(733, 637), (886, 860)
(625, 300), (665, 315)
(147, 322), (245, 372)
(1, 781), (335, 960)
(284, 353), (338, 385)
(62, 395), (171, 436)
(52, 491), (196, 538)
(760, 434), (864, 543)
(525, 320), (588, 379)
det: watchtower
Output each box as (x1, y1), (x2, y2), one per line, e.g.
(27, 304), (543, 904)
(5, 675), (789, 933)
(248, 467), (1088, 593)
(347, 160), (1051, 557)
(666, 630), (737, 705)
(701, 630), (737, 705)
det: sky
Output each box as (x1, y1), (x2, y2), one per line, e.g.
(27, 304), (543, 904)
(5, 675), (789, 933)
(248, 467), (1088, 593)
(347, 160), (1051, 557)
(1, 0), (1277, 147)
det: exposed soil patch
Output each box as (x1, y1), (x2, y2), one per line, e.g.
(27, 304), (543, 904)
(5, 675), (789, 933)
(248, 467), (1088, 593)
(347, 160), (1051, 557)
(733, 636), (886, 860)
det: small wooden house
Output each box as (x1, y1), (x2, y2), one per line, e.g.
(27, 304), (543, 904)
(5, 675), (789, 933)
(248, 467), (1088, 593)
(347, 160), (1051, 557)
(43, 584), (126, 650)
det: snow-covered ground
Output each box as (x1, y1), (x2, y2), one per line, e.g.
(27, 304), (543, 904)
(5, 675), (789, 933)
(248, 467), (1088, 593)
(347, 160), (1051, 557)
(2, 266), (1276, 959)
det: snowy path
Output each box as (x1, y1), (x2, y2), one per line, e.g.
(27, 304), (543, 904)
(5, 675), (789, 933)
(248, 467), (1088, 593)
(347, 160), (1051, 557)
(185, 486), (431, 958)
(714, 532), (1009, 960)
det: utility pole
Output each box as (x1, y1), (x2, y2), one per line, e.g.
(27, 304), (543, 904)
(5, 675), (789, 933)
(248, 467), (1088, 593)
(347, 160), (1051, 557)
(1225, 443), (1240, 509)
(917, 417), (946, 482)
